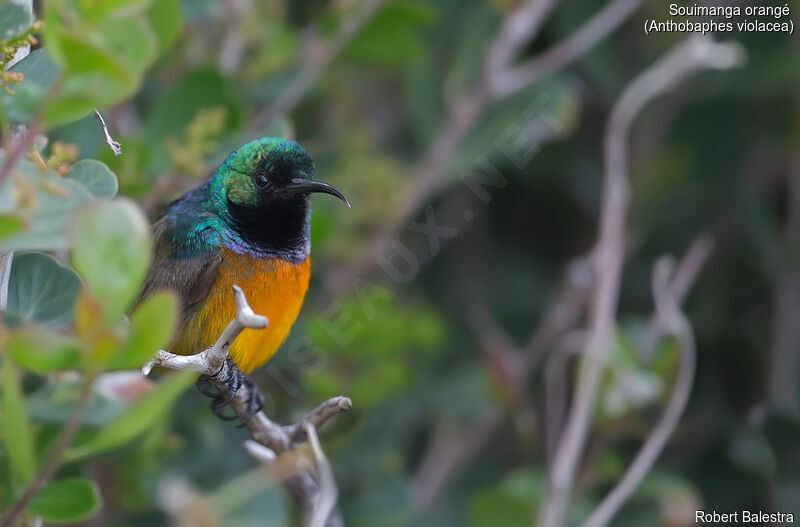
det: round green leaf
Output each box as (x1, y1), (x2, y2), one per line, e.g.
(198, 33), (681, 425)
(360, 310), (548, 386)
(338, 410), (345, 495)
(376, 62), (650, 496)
(66, 159), (119, 199)
(146, 0), (182, 54)
(97, 17), (156, 72)
(0, 155), (94, 251)
(70, 199), (151, 319)
(0, 3), (32, 41)
(28, 478), (102, 524)
(0, 49), (60, 123)
(7, 252), (82, 327)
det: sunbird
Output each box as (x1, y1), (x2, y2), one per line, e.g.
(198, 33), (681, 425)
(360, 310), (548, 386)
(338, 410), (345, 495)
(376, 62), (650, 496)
(139, 137), (348, 413)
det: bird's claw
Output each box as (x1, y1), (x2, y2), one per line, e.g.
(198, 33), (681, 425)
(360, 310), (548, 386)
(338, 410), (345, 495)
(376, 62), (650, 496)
(194, 359), (263, 423)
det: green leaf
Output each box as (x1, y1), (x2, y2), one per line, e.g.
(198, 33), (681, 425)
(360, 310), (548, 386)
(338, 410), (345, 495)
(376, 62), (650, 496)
(0, 49), (60, 124)
(0, 214), (24, 240)
(65, 371), (194, 461)
(8, 328), (83, 375)
(70, 198), (151, 320)
(25, 379), (125, 427)
(146, 0), (182, 55)
(54, 33), (132, 80)
(111, 291), (178, 370)
(96, 17), (156, 72)
(28, 478), (102, 523)
(6, 252), (82, 327)
(0, 3), (32, 41)
(1, 359), (36, 487)
(0, 156), (94, 251)
(42, 34), (138, 126)
(344, 0), (435, 66)
(66, 159), (119, 199)
(144, 68), (244, 141)
(728, 428), (776, 478)
(468, 470), (545, 527)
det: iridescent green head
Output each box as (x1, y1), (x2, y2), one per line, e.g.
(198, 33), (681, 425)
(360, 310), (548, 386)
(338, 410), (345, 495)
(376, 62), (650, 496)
(207, 137), (348, 258)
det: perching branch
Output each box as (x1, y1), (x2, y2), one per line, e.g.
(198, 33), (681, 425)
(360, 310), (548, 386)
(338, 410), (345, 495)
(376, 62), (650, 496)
(144, 285), (350, 527)
(537, 35), (745, 527)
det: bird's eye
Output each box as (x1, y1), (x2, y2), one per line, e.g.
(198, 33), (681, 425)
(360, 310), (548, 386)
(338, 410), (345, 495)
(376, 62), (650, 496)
(254, 174), (269, 189)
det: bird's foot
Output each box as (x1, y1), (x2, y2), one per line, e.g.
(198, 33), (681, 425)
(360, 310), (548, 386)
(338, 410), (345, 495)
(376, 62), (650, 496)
(237, 376), (264, 427)
(194, 359), (263, 423)
(196, 358), (243, 421)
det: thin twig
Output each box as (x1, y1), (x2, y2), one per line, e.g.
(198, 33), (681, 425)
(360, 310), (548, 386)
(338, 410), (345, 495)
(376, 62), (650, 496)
(641, 234), (713, 359)
(305, 423), (338, 527)
(93, 109), (122, 157)
(580, 257), (697, 527)
(489, 0), (646, 99)
(0, 117), (39, 186)
(537, 36), (745, 527)
(0, 379), (95, 527)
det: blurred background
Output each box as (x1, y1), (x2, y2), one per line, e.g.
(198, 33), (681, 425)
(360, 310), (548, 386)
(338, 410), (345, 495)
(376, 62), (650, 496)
(2, 0), (800, 525)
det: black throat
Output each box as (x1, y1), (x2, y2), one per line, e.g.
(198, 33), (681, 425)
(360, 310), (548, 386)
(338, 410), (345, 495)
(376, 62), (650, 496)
(227, 195), (310, 261)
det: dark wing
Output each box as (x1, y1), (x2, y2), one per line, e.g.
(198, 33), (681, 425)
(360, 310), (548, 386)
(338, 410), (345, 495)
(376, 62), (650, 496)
(138, 213), (223, 312)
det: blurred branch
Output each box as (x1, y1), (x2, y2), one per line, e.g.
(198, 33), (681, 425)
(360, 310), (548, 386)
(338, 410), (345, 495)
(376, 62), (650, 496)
(488, 0), (645, 99)
(537, 36), (745, 527)
(0, 252), (11, 311)
(251, 0), (388, 132)
(581, 257), (697, 527)
(304, 422), (339, 527)
(0, 117), (39, 187)
(767, 79), (800, 414)
(322, 0), (644, 300)
(640, 234), (713, 359)
(145, 286), (350, 527)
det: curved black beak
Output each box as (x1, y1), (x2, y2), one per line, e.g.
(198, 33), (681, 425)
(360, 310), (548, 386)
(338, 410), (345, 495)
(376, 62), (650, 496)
(286, 178), (350, 207)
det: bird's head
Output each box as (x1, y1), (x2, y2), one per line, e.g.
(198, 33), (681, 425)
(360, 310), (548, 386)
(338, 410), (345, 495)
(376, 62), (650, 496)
(209, 137), (348, 258)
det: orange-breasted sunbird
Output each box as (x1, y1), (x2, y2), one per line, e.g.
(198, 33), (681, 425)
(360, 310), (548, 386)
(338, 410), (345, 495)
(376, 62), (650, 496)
(139, 137), (348, 378)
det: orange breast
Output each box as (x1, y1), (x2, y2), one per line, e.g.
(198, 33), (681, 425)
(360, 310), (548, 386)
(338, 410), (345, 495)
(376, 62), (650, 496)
(173, 248), (311, 373)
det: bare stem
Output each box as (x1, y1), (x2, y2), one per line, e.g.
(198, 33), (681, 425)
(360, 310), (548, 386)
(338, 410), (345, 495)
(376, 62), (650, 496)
(489, 0), (646, 99)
